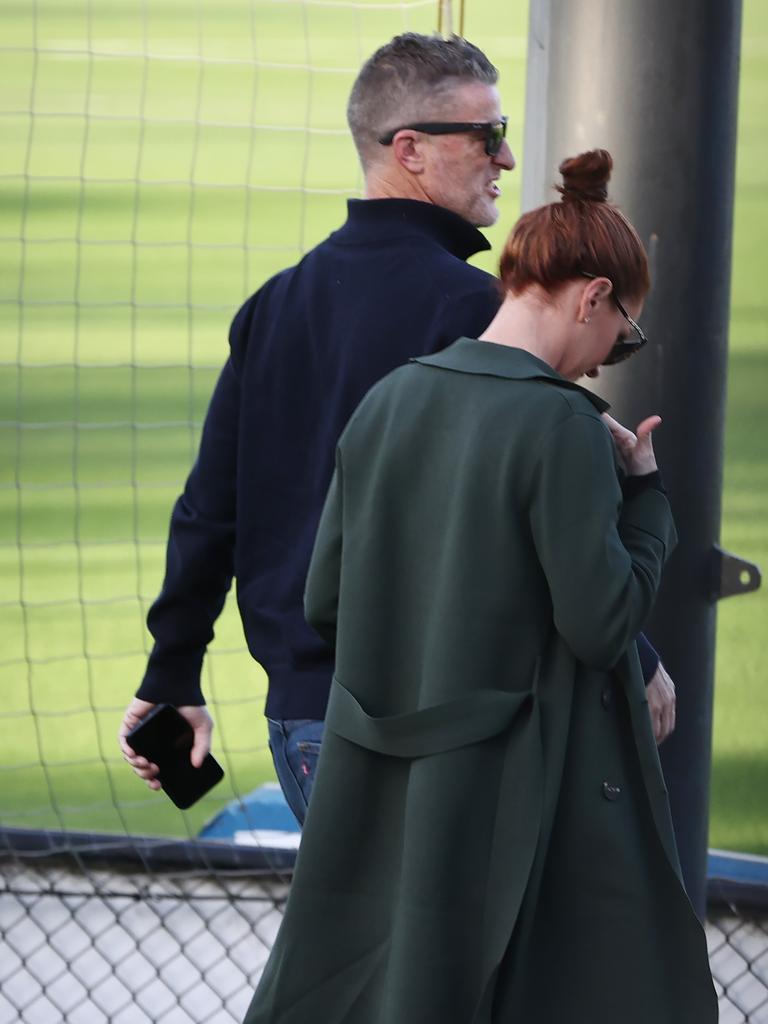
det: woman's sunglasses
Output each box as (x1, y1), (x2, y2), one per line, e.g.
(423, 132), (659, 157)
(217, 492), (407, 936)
(581, 272), (648, 365)
(378, 117), (508, 157)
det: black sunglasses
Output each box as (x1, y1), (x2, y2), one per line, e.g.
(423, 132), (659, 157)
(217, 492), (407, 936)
(581, 272), (648, 365)
(378, 117), (508, 157)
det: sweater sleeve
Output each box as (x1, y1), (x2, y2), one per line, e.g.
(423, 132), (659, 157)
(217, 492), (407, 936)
(136, 356), (240, 706)
(528, 411), (677, 671)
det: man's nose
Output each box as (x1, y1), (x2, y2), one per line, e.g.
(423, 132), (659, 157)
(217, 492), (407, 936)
(493, 140), (516, 171)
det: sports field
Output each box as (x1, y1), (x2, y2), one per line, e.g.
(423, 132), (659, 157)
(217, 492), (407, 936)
(0, 2), (766, 851)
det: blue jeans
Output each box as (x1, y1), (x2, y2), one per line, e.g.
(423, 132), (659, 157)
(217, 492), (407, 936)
(267, 718), (325, 826)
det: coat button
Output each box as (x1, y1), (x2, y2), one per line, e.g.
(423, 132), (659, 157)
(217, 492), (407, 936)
(602, 782), (622, 801)
(601, 686), (612, 709)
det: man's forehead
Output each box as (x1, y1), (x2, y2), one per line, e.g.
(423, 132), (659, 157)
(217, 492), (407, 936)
(433, 80), (502, 119)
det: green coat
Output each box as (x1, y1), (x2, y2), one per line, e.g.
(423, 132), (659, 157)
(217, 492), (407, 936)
(245, 338), (717, 1023)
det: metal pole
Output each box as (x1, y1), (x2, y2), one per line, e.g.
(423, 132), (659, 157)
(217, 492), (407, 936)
(523, 0), (754, 917)
(437, 0), (453, 37)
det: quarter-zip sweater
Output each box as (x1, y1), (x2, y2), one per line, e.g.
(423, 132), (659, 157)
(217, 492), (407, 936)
(136, 199), (501, 719)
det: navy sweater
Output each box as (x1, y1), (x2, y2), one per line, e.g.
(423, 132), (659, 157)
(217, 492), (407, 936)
(136, 199), (503, 719)
(137, 198), (660, 718)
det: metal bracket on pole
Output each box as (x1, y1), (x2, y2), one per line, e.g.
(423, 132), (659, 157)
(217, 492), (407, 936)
(708, 544), (762, 602)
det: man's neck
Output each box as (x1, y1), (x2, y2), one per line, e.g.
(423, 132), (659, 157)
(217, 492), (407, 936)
(364, 168), (432, 205)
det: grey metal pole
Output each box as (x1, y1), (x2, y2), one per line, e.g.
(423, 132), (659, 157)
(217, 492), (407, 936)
(522, 0), (758, 917)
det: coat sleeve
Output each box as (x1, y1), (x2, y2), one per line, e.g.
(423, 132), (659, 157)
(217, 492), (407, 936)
(136, 356), (240, 706)
(528, 411), (677, 670)
(304, 450), (344, 649)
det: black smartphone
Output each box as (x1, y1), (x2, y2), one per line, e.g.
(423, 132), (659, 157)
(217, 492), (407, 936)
(126, 703), (224, 810)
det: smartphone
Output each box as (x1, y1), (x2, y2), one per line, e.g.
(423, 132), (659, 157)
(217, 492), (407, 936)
(126, 703), (224, 810)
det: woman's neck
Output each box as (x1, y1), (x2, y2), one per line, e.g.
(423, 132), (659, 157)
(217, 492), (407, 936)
(478, 290), (567, 371)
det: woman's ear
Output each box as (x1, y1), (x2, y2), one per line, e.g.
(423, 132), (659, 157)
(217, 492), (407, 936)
(576, 276), (613, 322)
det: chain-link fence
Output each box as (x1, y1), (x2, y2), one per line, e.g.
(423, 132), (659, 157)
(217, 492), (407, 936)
(1, 833), (768, 1023)
(709, 912), (768, 1024)
(709, 905), (768, 1023)
(0, 838), (290, 1023)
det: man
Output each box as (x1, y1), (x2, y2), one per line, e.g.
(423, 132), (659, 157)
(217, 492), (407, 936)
(119, 32), (673, 822)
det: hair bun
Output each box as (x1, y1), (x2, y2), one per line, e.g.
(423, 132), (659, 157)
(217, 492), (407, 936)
(556, 149), (613, 203)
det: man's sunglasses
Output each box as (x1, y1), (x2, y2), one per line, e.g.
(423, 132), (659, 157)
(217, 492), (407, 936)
(581, 272), (648, 365)
(378, 117), (508, 157)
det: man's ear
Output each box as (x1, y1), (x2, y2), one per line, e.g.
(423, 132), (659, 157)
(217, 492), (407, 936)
(392, 131), (426, 174)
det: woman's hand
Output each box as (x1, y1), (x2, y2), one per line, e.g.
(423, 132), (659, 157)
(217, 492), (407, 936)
(601, 412), (660, 476)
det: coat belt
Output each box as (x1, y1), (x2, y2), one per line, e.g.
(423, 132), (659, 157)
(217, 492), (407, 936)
(326, 677), (535, 759)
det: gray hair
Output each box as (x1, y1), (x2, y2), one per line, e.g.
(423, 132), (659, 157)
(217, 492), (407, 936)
(347, 33), (498, 170)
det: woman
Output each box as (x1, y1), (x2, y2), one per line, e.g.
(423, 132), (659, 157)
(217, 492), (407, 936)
(244, 150), (717, 1023)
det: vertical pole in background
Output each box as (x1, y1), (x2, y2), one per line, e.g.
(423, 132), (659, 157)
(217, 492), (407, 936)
(437, 0), (453, 37)
(437, 0), (465, 39)
(522, 0), (755, 916)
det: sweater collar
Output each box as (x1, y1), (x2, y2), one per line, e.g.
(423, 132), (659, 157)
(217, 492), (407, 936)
(412, 337), (610, 413)
(332, 199), (491, 262)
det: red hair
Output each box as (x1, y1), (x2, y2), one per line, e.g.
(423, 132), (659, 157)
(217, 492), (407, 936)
(499, 149), (650, 301)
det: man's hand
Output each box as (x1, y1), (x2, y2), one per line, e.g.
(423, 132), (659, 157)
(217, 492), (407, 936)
(601, 412), (661, 477)
(118, 698), (214, 791)
(645, 661), (676, 745)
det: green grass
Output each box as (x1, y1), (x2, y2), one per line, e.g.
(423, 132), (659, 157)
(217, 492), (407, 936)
(711, 343), (768, 854)
(0, 1), (766, 852)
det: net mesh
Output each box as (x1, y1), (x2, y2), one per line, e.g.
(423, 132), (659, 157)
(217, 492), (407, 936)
(3, 0), (502, 842)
